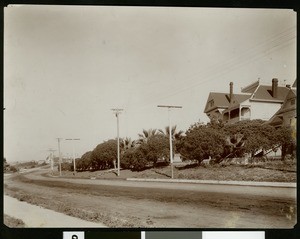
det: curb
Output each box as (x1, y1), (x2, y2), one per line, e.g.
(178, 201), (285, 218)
(126, 178), (296, 188)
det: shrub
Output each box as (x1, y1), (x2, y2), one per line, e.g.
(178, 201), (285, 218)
(121, 148), (148, 171)
(179, 123), (226, 163)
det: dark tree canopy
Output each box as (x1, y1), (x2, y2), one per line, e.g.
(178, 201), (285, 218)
(179, 123), (226, 163)
(223, 120), (280, 157)
(139, 134), (170, 164)
(77, 151), (93, 171)
(91, 139), (117, 170)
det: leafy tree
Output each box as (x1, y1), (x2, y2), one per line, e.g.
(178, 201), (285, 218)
(3, 158), (8, 172)
(179, 122), (226, 163)
(223, 120), (278, 158)
(61, 162), (73, 171)
(122, 134), (169, 170)
(91, 139), (117, 170)
(121, 147), (148, 171)
(139, 134), (170, 164)
(77, 151), (93, 171)
(274, 126), (296, 159)
(3, 158), (18, 173)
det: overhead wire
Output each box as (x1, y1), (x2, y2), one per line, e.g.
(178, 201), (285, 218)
(127, 26), (296, 113)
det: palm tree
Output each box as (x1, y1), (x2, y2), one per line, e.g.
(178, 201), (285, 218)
(158, 125), (184, 141)
(120, 137), (136, 151)
(159, 125), (184, 154)
(137, 128), (158, 144)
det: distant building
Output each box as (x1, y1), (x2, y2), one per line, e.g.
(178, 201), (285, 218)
(204, 78), (293, 124)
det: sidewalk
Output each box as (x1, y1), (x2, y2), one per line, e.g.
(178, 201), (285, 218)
(4, 195), (106, 228)
(126, 178), (296, 188)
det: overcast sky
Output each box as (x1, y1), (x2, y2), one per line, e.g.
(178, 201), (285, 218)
(4, 5), (296, 162)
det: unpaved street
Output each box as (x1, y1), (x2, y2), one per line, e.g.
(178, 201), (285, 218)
(4, 169), (296, 228)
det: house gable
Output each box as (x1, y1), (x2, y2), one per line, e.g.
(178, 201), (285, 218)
(204, 92), (230, 113)
(250, 85), (290, 102)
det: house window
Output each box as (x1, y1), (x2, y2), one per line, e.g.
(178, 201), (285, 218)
(291, 98), (295, 105)
(209, 100), (214, 107)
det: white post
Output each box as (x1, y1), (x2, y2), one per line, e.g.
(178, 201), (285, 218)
(57, 138), (62, 176)
(168, 108), (174, 179)
(50, 152), (54, 174)
(117, 112), (120, 177)
(111, 108), (123, 177)
(72, 140), (76, 173)
(65, 138), (80, 174)
(157, 105), (182, 179)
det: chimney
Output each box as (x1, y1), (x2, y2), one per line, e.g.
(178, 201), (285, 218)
(229, 82), (233, 103)
(272, 78), (278, 98)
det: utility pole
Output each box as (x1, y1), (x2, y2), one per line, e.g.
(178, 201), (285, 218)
(56, 138), (63, 176)
(157, 105), (182, 179)
(65, 138), (80, 174)
(111, 108), (123, 176)
(47, 149), (56, 175)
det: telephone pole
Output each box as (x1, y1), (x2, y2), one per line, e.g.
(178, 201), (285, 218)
(56, 138), (63, 176)
(157, 105), (182, 179)
(47, 148), (56, 175)
(111, 108), (123, 176)
(65, 138), (80, 174)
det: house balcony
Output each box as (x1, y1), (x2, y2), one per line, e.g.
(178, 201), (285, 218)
(241, 116), (251, 121)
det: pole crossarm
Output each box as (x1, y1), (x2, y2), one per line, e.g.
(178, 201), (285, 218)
(111, 108), (124, 117)
(157, 105), (182, 109)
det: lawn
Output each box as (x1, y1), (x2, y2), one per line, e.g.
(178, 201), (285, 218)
(52, 158), (296, 182)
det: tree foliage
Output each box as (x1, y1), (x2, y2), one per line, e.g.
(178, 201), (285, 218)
(139, 134), (170, 164)
(137, 129), (158, 144)
(77, 151), (93, 171)
(274, 126), (296, 158)
(121, 147), (148, 171)
(179, 122), (226, 163)
(159, 125), (184, 154)
(121, 134), (170, 170)
(223, 120), (278, 157)
(90, 139), (117, 170)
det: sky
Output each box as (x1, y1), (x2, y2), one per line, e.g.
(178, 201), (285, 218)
(4, 5), (296, 162)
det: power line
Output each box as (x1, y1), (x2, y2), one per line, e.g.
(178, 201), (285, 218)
(129, 28), (296, 112)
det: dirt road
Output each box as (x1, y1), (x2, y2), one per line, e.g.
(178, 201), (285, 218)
(4, 169), (296, 228)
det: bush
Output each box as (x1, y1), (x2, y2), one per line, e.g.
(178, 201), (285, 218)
(179, 123), (226, 163)
(121, 148), (148, 171)
(61, 162), (73, 171)
(90, 139), (118, 170)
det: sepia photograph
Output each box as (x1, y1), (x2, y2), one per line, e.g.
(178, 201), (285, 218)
(3, 5), (296, 229)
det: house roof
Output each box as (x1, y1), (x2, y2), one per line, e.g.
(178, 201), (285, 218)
(251, 85), (290, 102)
(267, 88), (296, 125)
(241, 80), (260, 93)
(204, 92), (251, 113)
